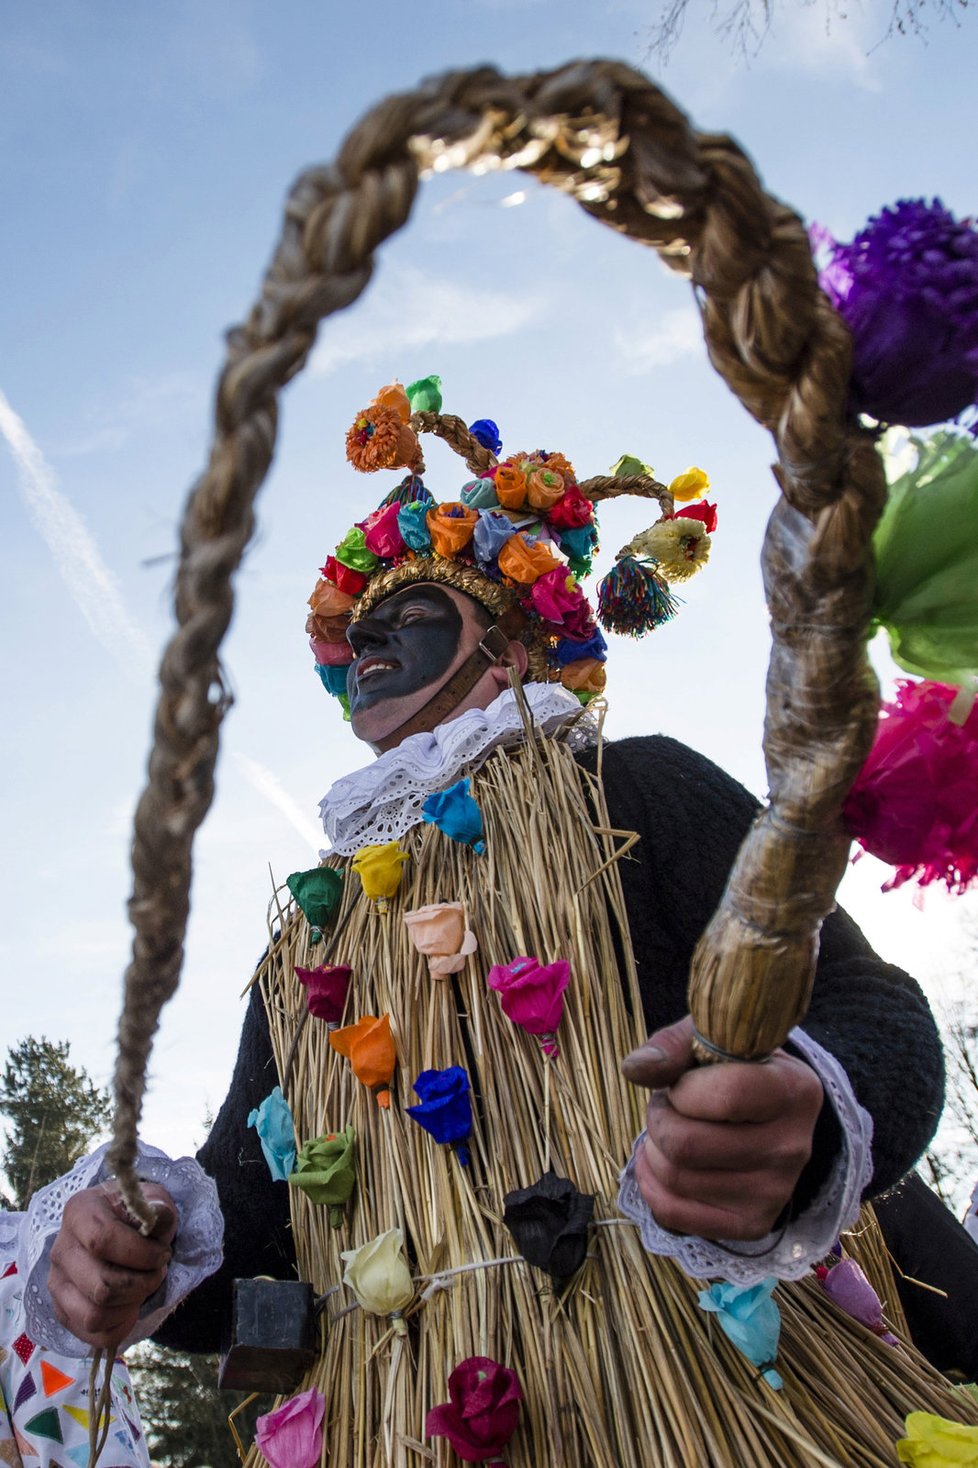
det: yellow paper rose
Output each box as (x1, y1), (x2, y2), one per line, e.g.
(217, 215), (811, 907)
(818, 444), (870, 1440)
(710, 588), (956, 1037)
(352, 842), (410, 911)
(896, 1413), (978, 1466)
(341, 1227), (414, 1330)
(668, 466), (710, 502)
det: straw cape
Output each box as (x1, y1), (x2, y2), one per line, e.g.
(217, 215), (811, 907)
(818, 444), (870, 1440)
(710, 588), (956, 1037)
(92, 59), (978, 1468)
(249, 714), (975, 1468)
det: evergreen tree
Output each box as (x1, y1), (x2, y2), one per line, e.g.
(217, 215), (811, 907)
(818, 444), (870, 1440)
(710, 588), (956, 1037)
(128, 1343), (270, 1468)
(0, 1036), (111, 1208)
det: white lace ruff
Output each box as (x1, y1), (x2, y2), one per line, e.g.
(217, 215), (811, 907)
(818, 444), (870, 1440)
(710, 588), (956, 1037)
(20, 1140), (224, 1357)
(320, 682), (595, 855)
(617, 1027), (874, 1283)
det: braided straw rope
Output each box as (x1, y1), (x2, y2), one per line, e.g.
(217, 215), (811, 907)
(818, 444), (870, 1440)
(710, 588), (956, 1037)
(106, 59), (885, 1214)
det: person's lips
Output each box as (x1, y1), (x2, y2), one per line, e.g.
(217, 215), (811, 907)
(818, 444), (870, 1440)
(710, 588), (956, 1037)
(355, 655), (400, 687)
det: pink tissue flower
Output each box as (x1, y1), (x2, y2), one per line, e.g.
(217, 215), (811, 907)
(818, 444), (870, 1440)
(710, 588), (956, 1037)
(820, 1259), (898, 1344)
(486, 956), (570, 1056)
(529, 567), (588, 631)
(255, 1387), (326, 1468)
(361, 502), (406, 559)
(426, 1356), (523, 1464)
(294, 963), (352, 1025)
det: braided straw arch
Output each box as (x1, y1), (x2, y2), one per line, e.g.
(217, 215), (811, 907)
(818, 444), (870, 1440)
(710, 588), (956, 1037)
(107, 59), (886, 1216)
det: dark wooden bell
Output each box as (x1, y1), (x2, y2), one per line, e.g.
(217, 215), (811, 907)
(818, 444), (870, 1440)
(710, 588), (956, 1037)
(218, 1278), (318, 1393)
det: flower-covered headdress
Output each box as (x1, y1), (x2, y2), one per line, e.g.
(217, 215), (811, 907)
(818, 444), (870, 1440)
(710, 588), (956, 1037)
(307, 376), (715, 717)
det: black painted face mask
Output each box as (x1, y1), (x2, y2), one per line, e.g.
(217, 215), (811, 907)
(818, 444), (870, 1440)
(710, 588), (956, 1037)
(346, 585), (464, 717)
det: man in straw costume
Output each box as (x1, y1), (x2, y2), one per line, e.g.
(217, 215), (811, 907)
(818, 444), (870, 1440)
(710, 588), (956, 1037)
(34, 388), (976, 1465)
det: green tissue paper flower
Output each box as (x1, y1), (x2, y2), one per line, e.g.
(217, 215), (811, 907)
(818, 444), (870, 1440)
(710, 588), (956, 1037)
(289, 1125), (356, 1226)
(873, 430), (978, 687)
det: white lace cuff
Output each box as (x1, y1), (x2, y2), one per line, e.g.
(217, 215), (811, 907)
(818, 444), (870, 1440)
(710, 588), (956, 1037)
(616, 1026), (873, 1283)
(19, 1141), (224, 1357)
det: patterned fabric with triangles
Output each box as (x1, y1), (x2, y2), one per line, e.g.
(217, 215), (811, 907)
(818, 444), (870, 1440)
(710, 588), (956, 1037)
(1, 1215), (149, 1468)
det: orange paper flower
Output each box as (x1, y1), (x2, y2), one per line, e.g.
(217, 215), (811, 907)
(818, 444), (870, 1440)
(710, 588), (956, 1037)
(308, 579), (356, 620)
(559, 658), (607, 694)
(306, 610), (352, 644)
(537, 450), (576, 481)
(329, 1014), (397, 1108)
(497, 533), (559, 586)
(426, 503), (478, 558)
(346, 405), (422, 473)
(525, 467), (565, 511)
(494, 462), (528, 510)
(372, 381), (411, 422)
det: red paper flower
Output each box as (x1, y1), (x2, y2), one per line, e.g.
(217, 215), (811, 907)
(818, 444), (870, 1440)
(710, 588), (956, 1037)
(675, 500), (718, 533)
(843, 679), (978, 892)
(294, 964), (352, 1025)
(486, 956), (570, 1056)
(320, 555), (369, 597)
(426, 1356), (523, 1464)
(547, 485), (594, 531)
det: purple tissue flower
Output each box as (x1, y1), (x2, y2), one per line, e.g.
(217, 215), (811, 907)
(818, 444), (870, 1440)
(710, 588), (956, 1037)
(815, 199), (978, 430)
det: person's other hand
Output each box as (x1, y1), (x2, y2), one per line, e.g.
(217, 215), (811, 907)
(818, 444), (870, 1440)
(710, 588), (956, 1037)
(621, 1015), (824, 1241)
(48, 1183), (177, 1349)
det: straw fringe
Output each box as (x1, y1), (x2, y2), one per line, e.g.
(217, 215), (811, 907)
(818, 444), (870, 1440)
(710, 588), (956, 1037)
(244, 733), (975, 1468)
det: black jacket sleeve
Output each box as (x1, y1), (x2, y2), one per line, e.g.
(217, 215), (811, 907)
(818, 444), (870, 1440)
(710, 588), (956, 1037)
(153, 979), (298, 1353)
(582, 735), (945, 1198)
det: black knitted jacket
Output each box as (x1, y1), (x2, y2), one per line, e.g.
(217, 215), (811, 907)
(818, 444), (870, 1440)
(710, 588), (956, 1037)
(155, 736), (944, 1353)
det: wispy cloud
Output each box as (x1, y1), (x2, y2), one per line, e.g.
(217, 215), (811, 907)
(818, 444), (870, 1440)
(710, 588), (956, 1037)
(310, 266), (545, 377)
(614, 304), (705, 375)
(54, 370), (205, 458)
(232, 753), (324, 854)
(0, 389), (153, 679)
(762, 1), (883, 90)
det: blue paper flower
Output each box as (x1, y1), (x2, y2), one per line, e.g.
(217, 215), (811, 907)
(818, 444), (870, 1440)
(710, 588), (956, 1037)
(398, 500), (433, 553)
(247, 1085), (297, 1181)
(697, 1279), (783, 1389)
(315, 663), (350, 698)
(473, 509), (516, 562)
(422, 778), (485, 854)
(816, 199), (978, 430)
(469, 418), (503, 454)
(406, 1066), (473, 1165)
(460, 478), (500, 511)
(554, 627), (608, 666)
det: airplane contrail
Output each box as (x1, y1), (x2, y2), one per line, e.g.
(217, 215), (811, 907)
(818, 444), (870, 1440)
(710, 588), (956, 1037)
(0, 387), (152, 680)
(1, 387), (321, 849)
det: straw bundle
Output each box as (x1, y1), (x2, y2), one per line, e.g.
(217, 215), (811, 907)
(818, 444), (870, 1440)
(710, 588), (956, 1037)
(247, 723), (975, 1468)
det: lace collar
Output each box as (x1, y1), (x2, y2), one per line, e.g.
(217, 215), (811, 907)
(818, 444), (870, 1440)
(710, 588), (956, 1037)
(320, 683), (592, 855)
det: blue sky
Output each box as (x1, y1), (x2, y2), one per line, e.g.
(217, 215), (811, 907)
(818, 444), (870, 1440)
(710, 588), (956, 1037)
(2, 0), (977, 1165)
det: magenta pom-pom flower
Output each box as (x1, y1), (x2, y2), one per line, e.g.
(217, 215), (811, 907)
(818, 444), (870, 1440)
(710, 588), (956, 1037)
(843, 679), (978, 893)
(294, 963), (352, 1026)
(426, 1356), (523, 1464)
(486, 956), (570, 1057)
(815, 199), (978, 430)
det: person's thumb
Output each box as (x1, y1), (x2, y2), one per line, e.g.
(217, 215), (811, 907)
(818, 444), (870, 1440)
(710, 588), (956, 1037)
(621, 1014), (696, 1089)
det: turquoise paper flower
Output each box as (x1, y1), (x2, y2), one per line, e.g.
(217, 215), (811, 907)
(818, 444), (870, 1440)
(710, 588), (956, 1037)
(697, 1278), (783, 1389)
(247, 1085), (297, 1181)
(422, 778), (485, 854)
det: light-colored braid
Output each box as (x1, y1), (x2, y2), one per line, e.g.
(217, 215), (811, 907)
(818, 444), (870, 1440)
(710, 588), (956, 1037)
(107, 58), (884, 1210)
